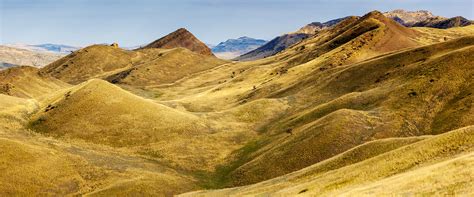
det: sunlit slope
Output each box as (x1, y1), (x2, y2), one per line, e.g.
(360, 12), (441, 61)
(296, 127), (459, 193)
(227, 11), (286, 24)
(135, 13), (474, 188)
(40, 45), (137, 84)
(107, 47), (226, 86)
(1, 10), (473, 196)
(26, 79), (288, 174)
(180, 126), (473, 196)
(0, 91), (198, 196)
(29, 79), (208, 147)
(413, 24), (474, 44)
(148, 35), (474, 188)
(0, 66), (70, 98)
(224, 37), (474, 186)
(40, 45), (226, 86)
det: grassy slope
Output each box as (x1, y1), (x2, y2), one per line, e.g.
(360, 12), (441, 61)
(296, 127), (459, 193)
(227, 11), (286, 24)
(0, 12), (473, 196)
(40, 45), (137, 84)
(220, 37), (474, 186)
(0, 66), (70, 98)
(144, 12), (474, 187)
(0, 91), (198, 196)
(107, 47), (226, 86)
(179, 125), (473, 196)
(40, 45), (226, 86)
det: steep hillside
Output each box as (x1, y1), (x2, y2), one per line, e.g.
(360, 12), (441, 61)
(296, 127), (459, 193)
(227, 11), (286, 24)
(146, 22), (473, 188)
(106, 48), (226, 86)
(413, 16), (473, 29)
(0, 45), (63, 68)
(235, 33), (309, 61)
(237, 10), (420, 62)
(0, 66), (69, 98)
(219, 37), (474, 187)
(180, 126), (473, 196)
(142, 28), (214, 56)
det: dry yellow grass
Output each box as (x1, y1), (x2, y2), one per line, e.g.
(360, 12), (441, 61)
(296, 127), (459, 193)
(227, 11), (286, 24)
(0, 10), (473, 196)
(40, 44), (226, 86)
(180, 126), (474, 196)
(0, 66), (70, 98)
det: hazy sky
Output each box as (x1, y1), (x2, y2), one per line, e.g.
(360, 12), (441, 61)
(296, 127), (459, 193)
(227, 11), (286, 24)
(1, 0), (473, 46)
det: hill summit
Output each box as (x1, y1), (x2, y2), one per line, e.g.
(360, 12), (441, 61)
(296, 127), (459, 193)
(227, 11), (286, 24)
(142, 28), (214, 56)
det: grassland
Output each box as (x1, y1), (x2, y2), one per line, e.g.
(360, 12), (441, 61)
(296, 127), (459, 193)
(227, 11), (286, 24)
(0, 11), (473, 196)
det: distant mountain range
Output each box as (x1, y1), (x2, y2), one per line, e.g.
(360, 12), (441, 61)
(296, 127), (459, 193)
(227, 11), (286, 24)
(383, 9), (473, 29)
(211, 37), (268, 59)
(4, 43), (80, 54)
(0, 45), (64, 69)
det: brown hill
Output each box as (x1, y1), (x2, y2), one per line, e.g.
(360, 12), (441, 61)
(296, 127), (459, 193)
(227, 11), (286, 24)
(141, 28), (214, 56)
(271, 10), (420, 68)
(39, 44), (225, 85)
(106, 48), (226, 86)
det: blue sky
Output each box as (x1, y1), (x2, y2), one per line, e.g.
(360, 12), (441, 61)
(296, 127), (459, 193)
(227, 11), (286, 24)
(1, 0), (473, 47)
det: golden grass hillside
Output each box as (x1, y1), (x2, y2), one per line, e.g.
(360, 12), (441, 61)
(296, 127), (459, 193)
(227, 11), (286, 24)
(27, 79), (263, 173)
(180, 125), (473, 196)
(40, 45), (137, 84)
(40, 44), (226, 86)
(0, 90), (197, 196)
(0, 10), (473, 196)
(144, 32), (474, 188)
(107, 47), (226, 86)
(210, 37), (474, 187)
(0, 66), (70, 98)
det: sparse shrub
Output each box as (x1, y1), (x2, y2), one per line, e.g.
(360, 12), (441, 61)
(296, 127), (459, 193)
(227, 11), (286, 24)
(298, 189), (308, 194)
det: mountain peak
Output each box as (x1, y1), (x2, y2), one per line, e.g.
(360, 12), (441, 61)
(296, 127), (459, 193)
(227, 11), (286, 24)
(142, 28), (214, 56)
(366, 10), (384, 17)
(383, 9), (437, 26)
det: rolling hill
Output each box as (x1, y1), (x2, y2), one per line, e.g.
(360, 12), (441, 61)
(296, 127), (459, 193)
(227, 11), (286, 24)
(40, 36), (226, 85)
(0, 10), (473, 196)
